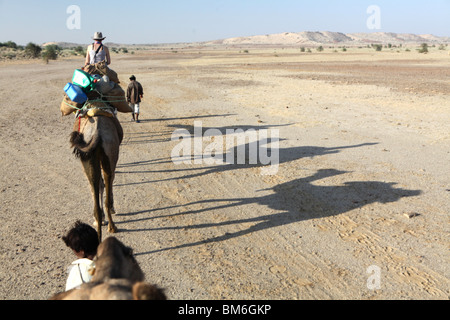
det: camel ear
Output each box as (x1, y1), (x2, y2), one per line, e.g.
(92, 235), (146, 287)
(132, 282), (167, 300)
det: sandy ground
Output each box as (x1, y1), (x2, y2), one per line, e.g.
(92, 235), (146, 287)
(0, 48), (449, 300)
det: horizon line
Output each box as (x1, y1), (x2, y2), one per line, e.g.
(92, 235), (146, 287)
(3, 30), (450, 47)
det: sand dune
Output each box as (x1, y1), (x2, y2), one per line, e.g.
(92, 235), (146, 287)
(210, 31), (450, 46)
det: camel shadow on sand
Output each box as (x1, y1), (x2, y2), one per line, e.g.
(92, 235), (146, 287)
(115, 137), (421, 255)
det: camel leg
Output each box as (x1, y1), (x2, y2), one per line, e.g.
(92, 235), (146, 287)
(96, 177), (107, 226)
(102, 173), (116, 215)
(101, 150), (118, 234)
(109, 172), (117, 215)
(81, 150), (104, 242)
(103, 169), (117, 234)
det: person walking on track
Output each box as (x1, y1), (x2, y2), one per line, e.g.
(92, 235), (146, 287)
(127, 75), (144, 123)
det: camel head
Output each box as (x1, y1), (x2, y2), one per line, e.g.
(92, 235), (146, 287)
(92, 237), (144, 283)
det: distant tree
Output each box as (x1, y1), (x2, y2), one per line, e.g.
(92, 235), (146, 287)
(46, 44), (62, 52)
(74, 46), (84, 55)
(372, 44), (383, 51)
(317, 46), (324, 52)
(2, 41), (18, 49)
(418, 43), (428, 54)
(25, 42), (42, 58)
(42, 46), (58, 63)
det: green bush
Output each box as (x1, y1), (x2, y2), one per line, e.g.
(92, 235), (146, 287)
(74, 46), (84, 55)
(418, 43), (428, 54)
(372, 44), (383, 51)
(25, 42), (42, 58)
(0, 41), (18, 49)
(42, 46), (58, 63)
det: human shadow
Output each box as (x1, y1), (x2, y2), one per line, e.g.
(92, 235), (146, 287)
(166, 122), (295, 136)
(118, 122), (292, 168)
(120, 114), (236, 145)
(115, 141), (379, 186)
(128, 169), (421, 255)
(121, 130), (174, 145)
(137, 113), (236, 123)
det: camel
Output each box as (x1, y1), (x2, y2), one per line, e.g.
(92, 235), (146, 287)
(50, 237), (166, 300)
(70, 112), (123, 242)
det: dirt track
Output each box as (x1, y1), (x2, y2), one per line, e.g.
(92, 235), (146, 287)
(0, 48), (449, 300)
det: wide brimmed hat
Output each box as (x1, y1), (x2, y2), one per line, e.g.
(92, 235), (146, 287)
(92, 32), (106, 41)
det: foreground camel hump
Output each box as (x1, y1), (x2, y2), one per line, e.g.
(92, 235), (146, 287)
(70, 115), (124, 242)
(50, 237), (167, 300)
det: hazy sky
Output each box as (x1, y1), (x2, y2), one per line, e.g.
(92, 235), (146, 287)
(1, 0), (449, 45)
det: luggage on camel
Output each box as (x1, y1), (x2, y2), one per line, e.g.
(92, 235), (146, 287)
(64, 83), (88, 104)
(102, 83), (133, 113)
(96, 75), (115, 94)
(72, 69), (97, 93)
(60, 85), (132, 116)
(83, 62), (130, 112)
(61, 94), (84, 116)
(95, 61), (120, 84)
(84, 61), (120, 84)
(60, 63), (130, 116)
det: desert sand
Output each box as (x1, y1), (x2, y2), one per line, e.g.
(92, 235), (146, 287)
(0, 47), (449, 300)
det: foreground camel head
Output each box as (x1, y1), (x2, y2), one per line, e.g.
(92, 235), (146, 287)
(50, 237), (166, 300)
(92, 237), (144, 283)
